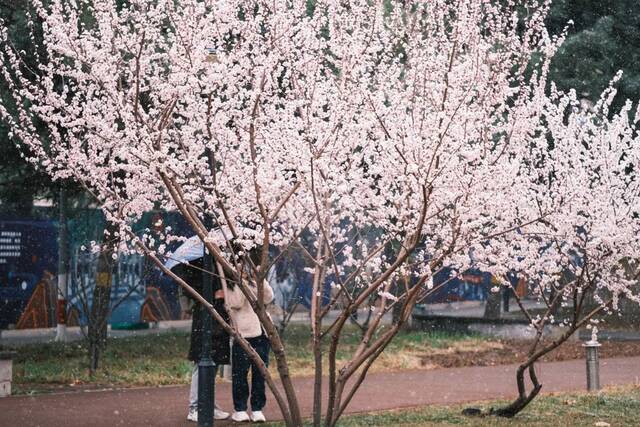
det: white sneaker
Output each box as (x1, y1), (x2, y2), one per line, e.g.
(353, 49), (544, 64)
(187, 408), (230, 422)
(250, 411), (266, 423)
(231, 411), (251, 422)
(215, 408), (230, 420)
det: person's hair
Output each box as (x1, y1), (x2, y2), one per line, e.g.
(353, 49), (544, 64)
(224, 242), (261, 291)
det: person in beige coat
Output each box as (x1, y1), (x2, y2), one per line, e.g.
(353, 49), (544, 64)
(219, 263), (274, 423)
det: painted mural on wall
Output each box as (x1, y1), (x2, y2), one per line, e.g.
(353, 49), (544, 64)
(0, 220), (58, 329)
(0, 213), (187, 330)
(1, 211), (527, 329)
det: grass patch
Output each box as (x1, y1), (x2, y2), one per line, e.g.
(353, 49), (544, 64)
(10, 332), (194, 394)
(264, 385), (640, 426)
(7, 326), (489, 394)
(277, 325), (490, 376)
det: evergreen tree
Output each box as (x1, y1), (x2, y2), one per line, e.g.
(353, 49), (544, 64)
(547, 0), (640, 109)
(0, 1), (55, 216)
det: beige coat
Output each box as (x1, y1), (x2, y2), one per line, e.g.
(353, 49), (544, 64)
(218, 263), (274, 338)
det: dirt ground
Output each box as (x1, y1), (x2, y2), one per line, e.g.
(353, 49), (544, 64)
(419, 339), (640, 369)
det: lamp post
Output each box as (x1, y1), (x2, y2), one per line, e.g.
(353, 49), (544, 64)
(197, 47), (219, 427)
(197, 240), (216, 427)
(583, 337), (601, 392)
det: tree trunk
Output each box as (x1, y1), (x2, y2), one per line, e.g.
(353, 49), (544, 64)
(392, 275), (412, 327)
(491, 363), (541, 417)
(484, 288), (502, 319)
(88, 222), (117, 375)
(311, 238), (326, 427)
(312, 336), (322, 427)
(55, 187), (69, 342)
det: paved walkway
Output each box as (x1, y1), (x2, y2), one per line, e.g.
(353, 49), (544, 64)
(1, 356), (639, 426)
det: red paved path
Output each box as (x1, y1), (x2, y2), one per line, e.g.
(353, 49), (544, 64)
(1, 356), (639, 426)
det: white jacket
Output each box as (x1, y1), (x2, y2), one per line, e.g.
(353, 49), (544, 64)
(218, 263), (274, 338)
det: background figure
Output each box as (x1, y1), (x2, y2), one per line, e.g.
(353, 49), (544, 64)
(174, 257), (231, 422)
(219, 262), (274, 424)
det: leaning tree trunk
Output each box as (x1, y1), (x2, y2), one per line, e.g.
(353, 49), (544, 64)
(88, 222), (117, 374)
(491, 362), (542, 417)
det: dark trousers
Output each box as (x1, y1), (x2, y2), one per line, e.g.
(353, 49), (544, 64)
(232, 334), (270, 412)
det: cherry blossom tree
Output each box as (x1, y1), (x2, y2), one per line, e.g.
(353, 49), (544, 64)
(482, 77), (640, 416)
(1, 0), (638, 425)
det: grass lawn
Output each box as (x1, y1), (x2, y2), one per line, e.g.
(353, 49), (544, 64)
(11, 332), (194, 394)
(264, 385), (640, 426)
(7, 326), (493, 394)
(281, 325), (498, 377)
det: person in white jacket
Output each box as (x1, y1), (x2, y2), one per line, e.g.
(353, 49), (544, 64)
(218, 262), (274, 423)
